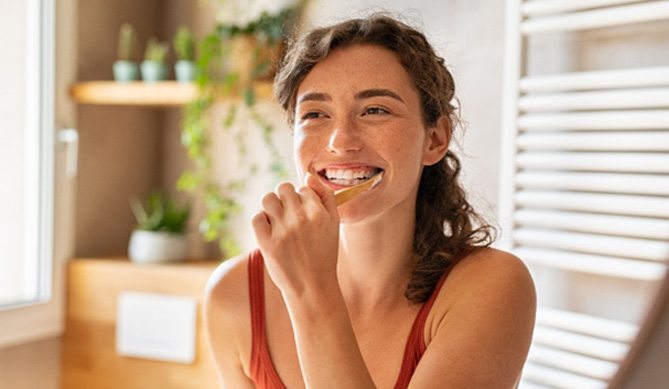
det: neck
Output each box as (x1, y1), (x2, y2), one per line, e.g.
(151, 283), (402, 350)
(336, 199), (418, 314)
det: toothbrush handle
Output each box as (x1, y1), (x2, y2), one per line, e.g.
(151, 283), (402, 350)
(333, 174), (382, 206)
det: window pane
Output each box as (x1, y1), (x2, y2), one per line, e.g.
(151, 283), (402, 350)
(0, 0), (52, 308)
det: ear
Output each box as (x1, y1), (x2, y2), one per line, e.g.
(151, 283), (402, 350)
(422, 116), (451, 166)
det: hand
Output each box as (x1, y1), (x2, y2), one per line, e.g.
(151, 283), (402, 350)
(251, 173), (340, 298)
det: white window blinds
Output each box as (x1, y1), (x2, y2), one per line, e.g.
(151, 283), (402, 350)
(499, 1), (669, 387)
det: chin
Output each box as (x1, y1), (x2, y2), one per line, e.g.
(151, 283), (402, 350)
(337, 200), (387, 225)
(338, 190), (418, 227)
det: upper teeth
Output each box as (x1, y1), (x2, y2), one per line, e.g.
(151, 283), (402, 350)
(325, 168), (377, 181)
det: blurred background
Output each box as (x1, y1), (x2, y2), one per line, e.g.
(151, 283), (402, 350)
(1, 0), (668, 388)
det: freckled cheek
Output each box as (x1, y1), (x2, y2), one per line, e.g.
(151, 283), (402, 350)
(293, 131), (319, 176)
(386, 131), (427, 169)
(383, 133), (418, 158)
(385, 139), (404, 156)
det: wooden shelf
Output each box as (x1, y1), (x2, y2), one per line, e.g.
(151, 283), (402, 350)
(71, 81), (198, 106)
(70, 80), (274, 107)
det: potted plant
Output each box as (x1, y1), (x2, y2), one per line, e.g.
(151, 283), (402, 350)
(128, 191), (191, 264)
(113, 23), (138, 82)
(141, 38), (169, 82)
(173, 26), (197, 83)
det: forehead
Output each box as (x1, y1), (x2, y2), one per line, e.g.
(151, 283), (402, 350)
(296, 44), (419, 99)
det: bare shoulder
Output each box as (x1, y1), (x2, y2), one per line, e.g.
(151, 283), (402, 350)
(204, 252), (250, 312)
(204, 252), (253, 379)
(426, 247), (537, 341)
(443, 247), (535, 304)
(414, 247), (536, 387)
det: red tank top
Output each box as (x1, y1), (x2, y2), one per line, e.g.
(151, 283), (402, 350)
(248, 249), (451, 389)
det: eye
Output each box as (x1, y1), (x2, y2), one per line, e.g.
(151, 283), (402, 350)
(301, 111), (326, 120)
(363, 107), (390, 116)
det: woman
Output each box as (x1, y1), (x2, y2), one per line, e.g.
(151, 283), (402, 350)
(205, 14), (536, 389)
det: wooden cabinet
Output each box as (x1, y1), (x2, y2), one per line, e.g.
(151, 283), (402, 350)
(61, 258), (220, 389)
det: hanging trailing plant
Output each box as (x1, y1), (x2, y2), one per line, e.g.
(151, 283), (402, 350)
(178, 2), (303, 257)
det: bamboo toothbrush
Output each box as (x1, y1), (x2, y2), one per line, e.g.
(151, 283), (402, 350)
(334, 172), (384, 206)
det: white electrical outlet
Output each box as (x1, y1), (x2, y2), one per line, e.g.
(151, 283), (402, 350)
(116, 291), (197, 364)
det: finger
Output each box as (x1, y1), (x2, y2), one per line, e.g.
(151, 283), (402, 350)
(304, 172), (331, 200)
(261, 192), (283, 222)
(276, 182), (301, 212)
(251, 211), (272, 245)
(298, 185), (325, 213)
(305, 173), (339, 220)
(320, 188), (339, 221)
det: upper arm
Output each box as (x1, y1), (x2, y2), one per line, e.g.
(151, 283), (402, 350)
(204, 255), (256, 389)
(409, 249), (537, 389)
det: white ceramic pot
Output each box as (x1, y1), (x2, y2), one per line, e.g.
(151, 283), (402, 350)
(128, 230), (187, 264)
(175, 60), (197, 83)
(140, 60), (168, 83)
(113, 60), (139, 82)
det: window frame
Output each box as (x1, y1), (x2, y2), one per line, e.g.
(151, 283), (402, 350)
(0, 0), (59, 348)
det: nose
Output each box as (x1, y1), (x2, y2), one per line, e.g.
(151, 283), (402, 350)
(326, 118), (363, 154)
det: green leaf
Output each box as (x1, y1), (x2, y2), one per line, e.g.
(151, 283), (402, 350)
(199, 219), (218, 242)
(222, 104), (237, 130)
(220, 235), (241, 258)
(243, 86), (256, 107)
(176, 170), (201, 192)
(173, 26), (195, 61)
(130, 191), (190, 233)
(222, 73), (239, 95)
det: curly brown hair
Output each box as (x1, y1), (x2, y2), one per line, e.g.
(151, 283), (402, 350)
(274, 13), (495, 303)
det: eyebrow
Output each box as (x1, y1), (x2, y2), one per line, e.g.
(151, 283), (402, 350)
(297, 92), (331, 104)
(296, 88), (405, 105)
(355, 88), (405, 103)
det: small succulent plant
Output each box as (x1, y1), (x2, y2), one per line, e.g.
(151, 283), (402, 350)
(130, 191), (190, 234)
(117, 23), (136, 61)
(144, 38), (169, 63)
(173, 26), (196, 61)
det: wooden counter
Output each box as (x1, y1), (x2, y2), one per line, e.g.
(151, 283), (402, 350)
(61, 257), (220, 389)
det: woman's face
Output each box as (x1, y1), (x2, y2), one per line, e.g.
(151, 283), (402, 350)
(293, 44), (445, 223)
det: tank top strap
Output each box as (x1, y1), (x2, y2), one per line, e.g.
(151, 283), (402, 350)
(393, 267), (453, 389)
(248, 249), (287, 389)
(248, 249), (266, 377)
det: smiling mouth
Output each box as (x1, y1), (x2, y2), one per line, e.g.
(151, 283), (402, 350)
(318, 167), (384, 187)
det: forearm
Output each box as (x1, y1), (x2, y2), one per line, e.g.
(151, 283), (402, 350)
(283, 283), (377, 389)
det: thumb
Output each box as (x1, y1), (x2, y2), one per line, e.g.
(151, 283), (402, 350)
(305, 173), (339, 219)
